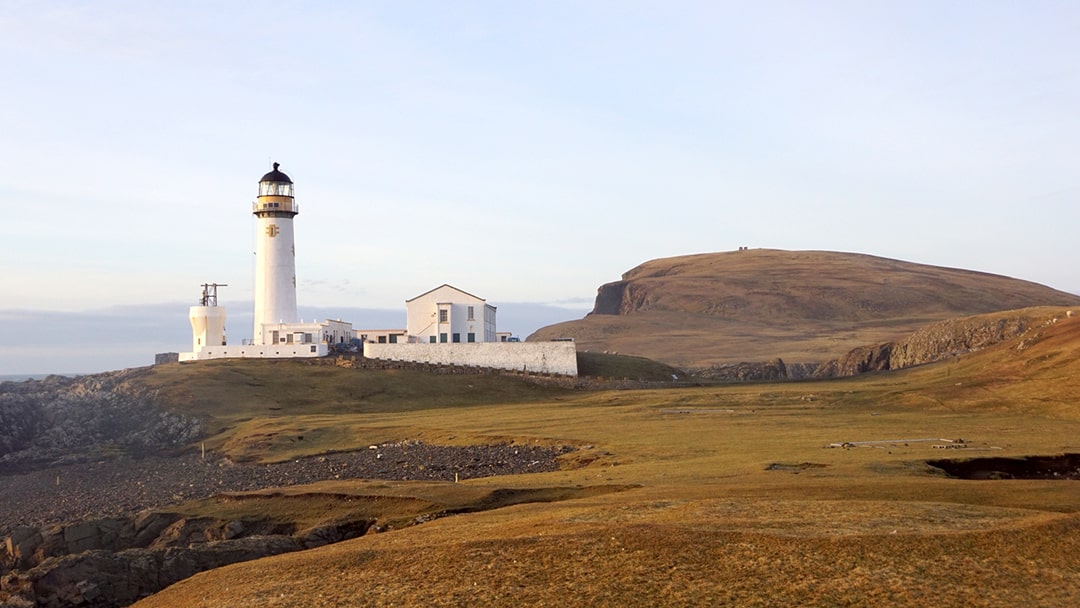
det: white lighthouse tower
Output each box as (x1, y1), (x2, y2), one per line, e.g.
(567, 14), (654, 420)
(178, 163), (353, 363)
(252, 162), (299, 345)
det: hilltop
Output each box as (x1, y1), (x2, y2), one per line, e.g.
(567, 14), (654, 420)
(529, 249), (1080, 369)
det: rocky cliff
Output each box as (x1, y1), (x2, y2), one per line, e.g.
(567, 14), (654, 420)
(0, 371), (202, 474)
(813, 308), (1073, 377)
(0, 510), (373, 608)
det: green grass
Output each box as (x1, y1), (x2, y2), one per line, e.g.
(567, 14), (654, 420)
(168, 481), (635, 534)
(576, 351), (683, 380)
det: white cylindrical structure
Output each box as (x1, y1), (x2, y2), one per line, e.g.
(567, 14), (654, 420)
(252, 163), (299, 345)
(189, 305), (227, 351)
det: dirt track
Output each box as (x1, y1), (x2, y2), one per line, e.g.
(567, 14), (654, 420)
(0, 442), (568, 533)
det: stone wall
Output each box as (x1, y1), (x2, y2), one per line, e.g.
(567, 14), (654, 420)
(154, 353), (179, 365)
(364, 342), (578, 376)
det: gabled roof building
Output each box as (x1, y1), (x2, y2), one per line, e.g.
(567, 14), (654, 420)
(405, 284), (497, 344)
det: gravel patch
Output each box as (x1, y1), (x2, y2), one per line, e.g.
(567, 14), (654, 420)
(0, 442), (570, 533)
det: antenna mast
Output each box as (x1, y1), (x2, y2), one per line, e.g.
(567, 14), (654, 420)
(199, 283), (228, 307)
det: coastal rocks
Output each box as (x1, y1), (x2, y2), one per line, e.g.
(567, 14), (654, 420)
(0, 445), (570, 535)
(687, 311), (1070, 382)
(1, 536), (310, 608)
(694, 358), (789, 382)
(0, 372), (202, 474)
(0, 443), (571, 606)
(813, 311), (1054, 378)
(2, 513), (262, 573)
(812, 343), (893, 378)
(887, 315), (1032, 369)
(0, 512), (374, 607)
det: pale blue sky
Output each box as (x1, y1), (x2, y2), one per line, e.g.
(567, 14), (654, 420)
(2, 1), (1079, 374)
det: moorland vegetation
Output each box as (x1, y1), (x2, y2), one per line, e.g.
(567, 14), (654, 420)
(136, 308), (1080, 607)
(531, 249), (1080, 369)
(2, 250), (1079, 607)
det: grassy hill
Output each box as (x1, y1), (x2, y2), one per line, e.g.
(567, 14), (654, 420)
(529, 249), (1080, 369)
(130, 315), (1080, 607)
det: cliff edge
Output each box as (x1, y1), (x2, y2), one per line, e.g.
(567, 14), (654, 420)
(529, 249), (1080, 369)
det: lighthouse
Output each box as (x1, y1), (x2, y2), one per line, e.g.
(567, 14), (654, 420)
(252, 162), (299, 345)
(178, 163), (354, 363)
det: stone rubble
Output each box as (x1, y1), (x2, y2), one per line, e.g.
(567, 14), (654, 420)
(0, 442), (570, 535)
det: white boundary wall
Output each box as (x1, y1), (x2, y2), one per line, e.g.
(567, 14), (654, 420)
(364, 342), (577, 376)
(179, 343), (327, 362)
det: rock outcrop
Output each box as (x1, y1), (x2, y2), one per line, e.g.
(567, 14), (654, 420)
(0, 371), (202, 474)
(814, 309), (1070, 378)
(694, 359), (790, 382)
(683, 308), (1075, 381)
(0, 511), (374, 608)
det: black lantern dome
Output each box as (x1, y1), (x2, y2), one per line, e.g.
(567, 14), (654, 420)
(259, 162), (293, 184)
(257, 162), (295, 199)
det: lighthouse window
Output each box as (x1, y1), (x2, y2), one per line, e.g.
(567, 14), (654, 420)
(259, 183), (294, 197)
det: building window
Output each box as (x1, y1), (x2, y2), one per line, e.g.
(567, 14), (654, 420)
(310, 345), (317, 353)
(440, 333), (448, 343)
(429, 335), (437, 343)
(467, 306), (474, 321)
(439, 309), (448, 323)
(467, 332), (475, 343)
(452, 333), (460, 343)
(389, 334), (397, 344)
(378, 336), (387, 343)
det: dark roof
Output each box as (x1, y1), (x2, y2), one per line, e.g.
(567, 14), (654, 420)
(405, 283), (489, 304)
(259, 162), (293, 183)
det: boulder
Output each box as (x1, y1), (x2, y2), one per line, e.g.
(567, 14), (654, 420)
(2, 536), (307, 608)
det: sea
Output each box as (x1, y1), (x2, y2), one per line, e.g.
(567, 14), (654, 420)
(0, 374), (77, 383)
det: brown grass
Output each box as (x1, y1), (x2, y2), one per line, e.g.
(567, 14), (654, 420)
(530, 249), (1080, 368)
(132, 316), (1080, 607)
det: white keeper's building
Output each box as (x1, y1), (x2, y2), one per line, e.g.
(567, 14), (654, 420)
(406, 284), (496, 344)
